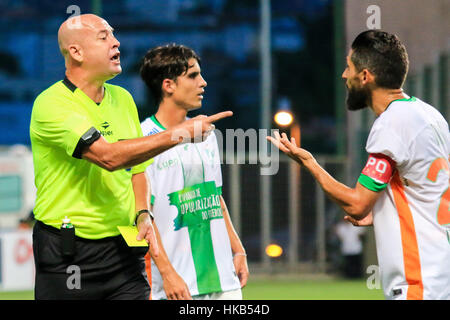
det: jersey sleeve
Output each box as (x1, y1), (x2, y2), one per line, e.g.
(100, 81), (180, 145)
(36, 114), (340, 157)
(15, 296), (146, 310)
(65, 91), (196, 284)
(132, 158), (154, 175)
(365, 117), (409, 167)
(140, 117), (161, 206)
(30, 94), (96, 158)
(125, 91), (154, 175)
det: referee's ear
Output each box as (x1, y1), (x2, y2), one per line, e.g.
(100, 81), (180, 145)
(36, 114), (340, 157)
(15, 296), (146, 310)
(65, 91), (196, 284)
(68, 44), (84, 63)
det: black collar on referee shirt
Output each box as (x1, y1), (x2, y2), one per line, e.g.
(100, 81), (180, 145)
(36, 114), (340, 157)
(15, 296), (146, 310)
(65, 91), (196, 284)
(62, 76), (102, 105)
(62, 76), (77, 93)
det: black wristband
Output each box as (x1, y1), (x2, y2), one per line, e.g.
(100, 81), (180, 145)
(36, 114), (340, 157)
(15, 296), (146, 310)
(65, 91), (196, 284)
(135, 209), (154, 225)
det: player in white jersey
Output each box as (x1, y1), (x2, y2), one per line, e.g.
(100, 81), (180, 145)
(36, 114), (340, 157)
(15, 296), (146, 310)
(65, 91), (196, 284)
(139, 44), (248, 300)
(268, 30), (450, 300)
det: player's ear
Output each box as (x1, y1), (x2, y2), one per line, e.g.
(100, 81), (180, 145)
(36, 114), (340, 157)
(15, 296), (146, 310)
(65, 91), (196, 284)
(361, 69), (375, 85)
(162, 78), (176, 95)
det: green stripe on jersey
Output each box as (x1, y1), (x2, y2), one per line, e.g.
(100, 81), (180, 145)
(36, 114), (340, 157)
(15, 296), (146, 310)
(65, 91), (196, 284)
(188, 223), (222, 294)
(168, 181), (223, 293)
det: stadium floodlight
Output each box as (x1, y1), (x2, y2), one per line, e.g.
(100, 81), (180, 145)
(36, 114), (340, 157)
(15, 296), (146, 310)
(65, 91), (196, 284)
(265, 244), (283, 258)
(274, 111), (294, 127)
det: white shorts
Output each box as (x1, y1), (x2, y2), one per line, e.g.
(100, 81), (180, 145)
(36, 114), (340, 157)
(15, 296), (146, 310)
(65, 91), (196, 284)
(193, 288), (242, 300)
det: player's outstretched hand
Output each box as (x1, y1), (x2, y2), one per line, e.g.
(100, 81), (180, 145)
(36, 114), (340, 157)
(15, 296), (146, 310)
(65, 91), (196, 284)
(136, 212), (160, 257)
(266, 131), (314, 166)
(171, 111), (233, 143)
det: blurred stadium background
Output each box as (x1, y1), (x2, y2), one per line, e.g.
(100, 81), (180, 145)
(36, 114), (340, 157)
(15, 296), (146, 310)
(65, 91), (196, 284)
(0, 0), (448, 300)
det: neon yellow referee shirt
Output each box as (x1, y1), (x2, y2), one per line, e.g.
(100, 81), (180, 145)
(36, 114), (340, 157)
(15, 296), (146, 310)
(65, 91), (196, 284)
(30, 77), (152, 239)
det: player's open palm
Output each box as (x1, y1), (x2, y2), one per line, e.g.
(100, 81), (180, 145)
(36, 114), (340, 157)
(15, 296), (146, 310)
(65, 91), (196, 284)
(267, 131), (314, 166)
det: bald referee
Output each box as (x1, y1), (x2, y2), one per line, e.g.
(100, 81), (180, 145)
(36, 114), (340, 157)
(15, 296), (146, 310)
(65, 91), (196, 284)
(30, 14), (231, 300)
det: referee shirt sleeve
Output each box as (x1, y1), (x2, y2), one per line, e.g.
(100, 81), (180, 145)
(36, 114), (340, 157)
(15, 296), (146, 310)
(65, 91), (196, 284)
(30, 95), (96, 158)
(126, 89), (154, 174)
(131, 158), (154, 175)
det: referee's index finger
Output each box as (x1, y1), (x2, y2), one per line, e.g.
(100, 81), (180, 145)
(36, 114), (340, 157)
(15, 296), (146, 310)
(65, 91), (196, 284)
(206, 111), (233, 123)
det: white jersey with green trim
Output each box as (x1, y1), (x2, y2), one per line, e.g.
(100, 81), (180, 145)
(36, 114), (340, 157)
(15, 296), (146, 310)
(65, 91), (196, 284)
(363, 96), (450, 300)
(141, 115), (241, 299)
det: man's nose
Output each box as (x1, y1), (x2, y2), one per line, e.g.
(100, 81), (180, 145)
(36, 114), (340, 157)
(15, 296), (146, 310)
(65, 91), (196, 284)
(200, 75), (207, 88)
(112, 36), (120, 49)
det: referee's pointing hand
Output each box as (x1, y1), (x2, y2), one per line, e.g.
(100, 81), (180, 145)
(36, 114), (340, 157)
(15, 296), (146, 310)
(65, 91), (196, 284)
(171, 111), (233, 143)
(205, 111), (233, 123)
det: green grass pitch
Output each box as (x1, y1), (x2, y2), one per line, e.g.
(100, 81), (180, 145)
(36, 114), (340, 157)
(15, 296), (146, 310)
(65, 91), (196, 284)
(243, 277), (384, 300)
(0, 277), (383, 300)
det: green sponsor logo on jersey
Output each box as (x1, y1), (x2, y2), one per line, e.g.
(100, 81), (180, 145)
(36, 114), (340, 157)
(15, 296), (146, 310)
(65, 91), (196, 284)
(169, 181), (222, 230)
(157, 158), (179, 171)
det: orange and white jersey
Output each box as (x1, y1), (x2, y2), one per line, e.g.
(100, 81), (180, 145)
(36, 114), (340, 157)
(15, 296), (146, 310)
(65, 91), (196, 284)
(363, 96), (450, 300)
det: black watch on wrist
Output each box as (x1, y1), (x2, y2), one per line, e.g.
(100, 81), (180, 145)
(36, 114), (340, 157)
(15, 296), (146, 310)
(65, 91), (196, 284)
(135, 209), (154, 225)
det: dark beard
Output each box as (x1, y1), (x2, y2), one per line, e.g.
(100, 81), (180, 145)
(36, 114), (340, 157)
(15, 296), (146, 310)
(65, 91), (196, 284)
(346, 85), (371, 111)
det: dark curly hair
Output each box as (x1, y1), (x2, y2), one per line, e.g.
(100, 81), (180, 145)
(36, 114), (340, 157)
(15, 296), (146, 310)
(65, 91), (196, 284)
(140, 44), (201, 105)
(351, 30), (409, 89)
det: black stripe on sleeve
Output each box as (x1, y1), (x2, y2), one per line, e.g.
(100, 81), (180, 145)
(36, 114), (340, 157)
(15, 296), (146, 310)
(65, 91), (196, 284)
(72, 127), (101, 159)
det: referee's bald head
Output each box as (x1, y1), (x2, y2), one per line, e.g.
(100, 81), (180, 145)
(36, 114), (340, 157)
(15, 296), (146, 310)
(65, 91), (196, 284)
(58, 14), (105, 57)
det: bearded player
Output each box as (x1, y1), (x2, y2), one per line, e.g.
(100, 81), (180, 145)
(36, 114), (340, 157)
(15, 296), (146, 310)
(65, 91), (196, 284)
(269, 30), (450, 300)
